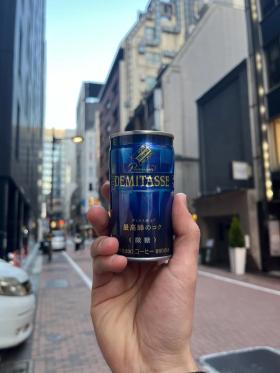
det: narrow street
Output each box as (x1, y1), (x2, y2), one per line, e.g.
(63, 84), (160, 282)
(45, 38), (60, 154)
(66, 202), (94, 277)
(1, 241), (280, 372)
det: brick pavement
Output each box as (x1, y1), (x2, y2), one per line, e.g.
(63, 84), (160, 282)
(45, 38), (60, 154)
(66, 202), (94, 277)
(31, 251), (110, 373)
(67, 243), (280, 360)
(31, 242), (280, 372)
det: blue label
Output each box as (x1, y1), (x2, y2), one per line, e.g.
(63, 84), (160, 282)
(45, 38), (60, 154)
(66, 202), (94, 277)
(110, 140), (174, 259)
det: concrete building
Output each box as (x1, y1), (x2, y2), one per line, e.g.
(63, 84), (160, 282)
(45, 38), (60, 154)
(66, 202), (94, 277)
(0, 0), (45, 259)
(99, 0), (194, 186)
(42, 129), (77, 228)
(76, 82), (103, 218)
(245, 0), (280, 270)
(127, 3), (267, 270)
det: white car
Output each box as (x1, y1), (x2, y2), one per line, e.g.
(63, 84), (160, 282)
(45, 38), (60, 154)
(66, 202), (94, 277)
(51, 230), (66, 251)
(0, 259), (35, 349)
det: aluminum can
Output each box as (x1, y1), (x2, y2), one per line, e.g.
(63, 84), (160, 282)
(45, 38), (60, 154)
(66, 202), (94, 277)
(109, 130), (174, 261)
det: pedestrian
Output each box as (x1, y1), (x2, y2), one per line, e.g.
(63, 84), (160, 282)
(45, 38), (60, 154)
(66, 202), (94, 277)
(74, 233), (82, 251)
(47, 231), (52, 262)
(87, 182), (202, 373)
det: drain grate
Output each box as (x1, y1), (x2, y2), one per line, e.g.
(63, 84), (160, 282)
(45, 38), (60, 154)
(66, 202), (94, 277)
(0, 360), (32, 373)
(199, 346), (280, 373)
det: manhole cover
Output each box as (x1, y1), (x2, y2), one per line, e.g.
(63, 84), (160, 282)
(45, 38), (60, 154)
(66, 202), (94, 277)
(199, 347), (280, 373)
(45, 279), (69, 288)
(0, 360), (32, 373)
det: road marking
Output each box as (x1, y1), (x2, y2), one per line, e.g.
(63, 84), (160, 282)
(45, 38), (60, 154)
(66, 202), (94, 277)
(199, 270), (280, 297)
(32, 255), (42, 274)
(62, 252), (92, 289)
(60, 253), (280, 297)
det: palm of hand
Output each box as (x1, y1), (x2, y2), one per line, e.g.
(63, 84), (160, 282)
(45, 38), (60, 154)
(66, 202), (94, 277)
(92, 256), (194, 372)
(88, 191), (199, 372)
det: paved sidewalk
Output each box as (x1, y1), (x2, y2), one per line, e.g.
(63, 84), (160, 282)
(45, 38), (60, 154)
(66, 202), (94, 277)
(32, 243), (280, 372)
(31, 252), (109, 373)
(67, 245), (280, 360)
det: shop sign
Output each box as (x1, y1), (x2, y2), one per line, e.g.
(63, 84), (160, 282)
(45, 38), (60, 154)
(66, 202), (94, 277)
(232, 161), (251, 180)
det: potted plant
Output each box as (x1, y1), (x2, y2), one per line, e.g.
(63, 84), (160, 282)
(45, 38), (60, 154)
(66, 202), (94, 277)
(228, 216), (246, 275)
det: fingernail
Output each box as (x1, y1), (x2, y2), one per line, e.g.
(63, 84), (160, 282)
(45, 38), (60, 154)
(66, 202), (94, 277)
(177, 193), (187, 203)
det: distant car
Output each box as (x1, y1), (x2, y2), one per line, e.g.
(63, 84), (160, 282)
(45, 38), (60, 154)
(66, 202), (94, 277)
(51, 230), (66, 251)
(0, 259), (35, 349)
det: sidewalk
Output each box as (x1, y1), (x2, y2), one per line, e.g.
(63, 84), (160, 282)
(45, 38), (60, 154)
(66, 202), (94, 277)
(31, 251), (109, 372)
(30, 244), (280, 371)
(66, 245), (280, 360)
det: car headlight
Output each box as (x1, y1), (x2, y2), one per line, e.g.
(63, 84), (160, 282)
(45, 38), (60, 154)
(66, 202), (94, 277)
(0, 277), (31, 296)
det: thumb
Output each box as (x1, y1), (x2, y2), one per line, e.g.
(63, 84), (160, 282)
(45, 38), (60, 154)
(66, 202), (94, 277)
(169, 193), (200, 269)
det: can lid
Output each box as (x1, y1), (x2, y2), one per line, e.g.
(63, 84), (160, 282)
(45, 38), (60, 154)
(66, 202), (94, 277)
(110, 130), (174, 140)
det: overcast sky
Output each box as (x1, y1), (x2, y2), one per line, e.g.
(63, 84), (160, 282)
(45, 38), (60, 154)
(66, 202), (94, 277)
(45, 0), (148, 129)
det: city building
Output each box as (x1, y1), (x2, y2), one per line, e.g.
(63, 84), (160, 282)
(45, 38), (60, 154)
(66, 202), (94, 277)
(126, 2), (267, 270)
(0, 0), (45, 259)
(76, 82), (103, 221)
(42, 129), (77, 231)
(99, 0), (195, 186)
(245, 0), (280, 270)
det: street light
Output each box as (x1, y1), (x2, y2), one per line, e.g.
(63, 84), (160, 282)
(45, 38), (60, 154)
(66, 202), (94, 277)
(49, 129), (84, 223)
(71, 135), (84, 144)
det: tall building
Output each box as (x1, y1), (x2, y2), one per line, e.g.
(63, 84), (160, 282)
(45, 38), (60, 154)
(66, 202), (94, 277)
(99, 0), (192, 186)
(76, 82), (103, 219)
(0, 0), (45, 259)
(245, 0), (280, 270)
(42, 129), (77, 228)
(126, 3), (267, 269)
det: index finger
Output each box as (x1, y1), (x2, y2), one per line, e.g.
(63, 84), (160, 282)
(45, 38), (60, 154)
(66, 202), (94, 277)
(101, 181), (110, 201)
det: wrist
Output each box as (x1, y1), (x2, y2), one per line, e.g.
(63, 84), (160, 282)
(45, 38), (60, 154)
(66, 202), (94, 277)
(141, 350), (198, 373)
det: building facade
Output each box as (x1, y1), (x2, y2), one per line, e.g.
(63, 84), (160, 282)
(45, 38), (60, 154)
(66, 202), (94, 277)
(0, 0), (45, 259)
(245, 0), (280, 269)
(42, 129), (77, 229)
(126, 3), (267, 269)
(99, 0), (195, 187)
(76, 82), (103, 219)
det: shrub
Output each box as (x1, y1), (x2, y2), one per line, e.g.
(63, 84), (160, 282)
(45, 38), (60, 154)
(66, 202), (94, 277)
(229, 216), (245, 248)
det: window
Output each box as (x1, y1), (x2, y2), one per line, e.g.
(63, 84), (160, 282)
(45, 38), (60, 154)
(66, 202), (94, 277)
(260, 0), (276, 17)
(145, 27), (155, 42)
(146, 76), (156, 91)
(145, 52), (161, 65)
(160, 2), (173, 19)
(89, 183), (93, 191)
(265, 37), (280, 89)
(89, 167), (94, 177)
(15, 103), (21, 160)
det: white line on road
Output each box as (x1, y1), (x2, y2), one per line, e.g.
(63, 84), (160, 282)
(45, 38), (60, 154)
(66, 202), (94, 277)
(199, 270), (280, 297)
(62, 252), (92, 289)
(61, 253), (280, 297)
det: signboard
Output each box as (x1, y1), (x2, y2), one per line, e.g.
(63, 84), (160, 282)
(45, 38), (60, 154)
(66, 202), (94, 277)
(268, 220), (280, 257)
(232, 161), (251, 180)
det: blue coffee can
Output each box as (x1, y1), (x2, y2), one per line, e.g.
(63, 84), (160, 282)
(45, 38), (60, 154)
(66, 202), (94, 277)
(109, 130), (174, 261)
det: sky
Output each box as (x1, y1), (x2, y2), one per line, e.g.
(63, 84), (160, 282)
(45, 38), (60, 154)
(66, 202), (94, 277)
(46, 0), (148, 129)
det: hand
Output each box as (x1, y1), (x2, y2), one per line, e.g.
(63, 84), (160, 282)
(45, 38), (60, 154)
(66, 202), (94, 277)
(87, 182), (200, 373)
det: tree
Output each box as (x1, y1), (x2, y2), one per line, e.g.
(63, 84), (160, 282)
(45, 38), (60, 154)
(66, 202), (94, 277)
(229, 216), (245, 248)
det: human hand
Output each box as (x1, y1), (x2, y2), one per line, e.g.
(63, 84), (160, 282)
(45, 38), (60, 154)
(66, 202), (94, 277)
(87, 182), (200, 373)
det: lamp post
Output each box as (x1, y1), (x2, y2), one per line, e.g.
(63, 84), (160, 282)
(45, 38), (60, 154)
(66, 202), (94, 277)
(49, 128), (84, 226)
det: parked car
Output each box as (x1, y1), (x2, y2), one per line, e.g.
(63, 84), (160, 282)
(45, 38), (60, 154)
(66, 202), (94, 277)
(51, 230), (66, 251)
(0, 259), (35, 348)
